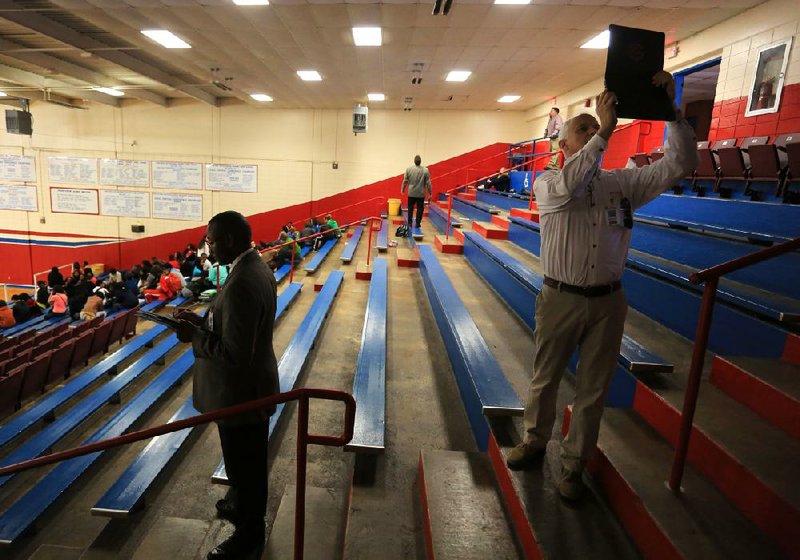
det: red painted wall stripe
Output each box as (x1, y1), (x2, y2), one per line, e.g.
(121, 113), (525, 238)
(632, 381), (800, 558)
(710, 356), (800, 441)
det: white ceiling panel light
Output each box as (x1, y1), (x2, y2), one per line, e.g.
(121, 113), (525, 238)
(250, 93), (272, 102)
(494, 0), (531, 4)
(353, 27), (382, 47)
(446, 70), (471, 82)
(94, 87), (124, 97)
(0, 92), (8, 97)
(233, 0), (269, 4)
(580, 30), (610, 49)
(297, 70), (322, 81)
(367, 93), (385, 101)
(141, 29), (191, 49)
(498, 95), (521, 103)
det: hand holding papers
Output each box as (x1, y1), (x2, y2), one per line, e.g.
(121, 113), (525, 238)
(136, 310), (181, 330)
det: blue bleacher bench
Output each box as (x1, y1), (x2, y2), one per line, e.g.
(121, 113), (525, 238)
(346, 258), (388, 453)
(1, 314), (48, 337)
(0, 324), (168, 449)
(0, 334), (179, 489)
(452, 197), (493, 224)
(428, 205), (462, 236)
(476, 190), (529, 212)
(0, 350), (194, 543)
(418, 244), (523, 451)
(462, 232), (671, 376)
(212, 270), (345, 483)
(93, 282), (302, 515)
(275, 245), (313, 284)
(303, 238), (339, 274)
(340, 225), (364, 263)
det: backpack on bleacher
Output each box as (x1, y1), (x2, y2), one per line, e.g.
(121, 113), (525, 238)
(395, 224), (409, 237)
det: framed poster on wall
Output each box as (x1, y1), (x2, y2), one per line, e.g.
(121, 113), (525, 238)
(745, 37), (793, 117)
(48, 156), (98, 184)
(100, 189), (150, 218)
(50, 187), (99, 215)
(152, 193), (202, 221)
(99, 159), (149, 188)
(0, 184), (37, 211)
(152, 161), (203, 190)
(0, 155), (36, 182)
(205, 163), (257, 192)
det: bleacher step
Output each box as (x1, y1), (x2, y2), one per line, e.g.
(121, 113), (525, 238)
(130, 516), (212, 560)
(265, 485), (347, 559)
(472, 221), (507, 240)
(434, 234), (463, 254)
(487, 433), (638, 560)
(396, 248), (419, 268)
(566, 406), (786, 560)
(710, 356), (800, 440)
(491, 215), (510, 228)
(509, 208), (539, 222)
(418, 450), (521, 560)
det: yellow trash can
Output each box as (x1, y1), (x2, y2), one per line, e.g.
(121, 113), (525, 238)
(387, 198), (402, 216)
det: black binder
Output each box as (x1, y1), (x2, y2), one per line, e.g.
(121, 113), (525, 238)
(604, 24), (675, 121)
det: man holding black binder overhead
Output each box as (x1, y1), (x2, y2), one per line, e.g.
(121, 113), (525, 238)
(176, 210), (278, 559)
(506, 25), (698, 502)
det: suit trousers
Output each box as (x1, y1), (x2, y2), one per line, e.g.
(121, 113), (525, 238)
(218, 421), (270, 532)
(406, 196), (425, 227)
(522, 284), (627, 472)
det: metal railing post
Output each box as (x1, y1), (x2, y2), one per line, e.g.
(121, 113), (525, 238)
(289, 243), (296, 284)
(445, 194), (453, 241)
(669, 276), (718, 492)
(294, 395), (310, 560)
(366, 219), (374, 267)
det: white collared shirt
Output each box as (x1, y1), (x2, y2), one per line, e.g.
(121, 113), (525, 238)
(533, 117), (697, 287)
(228, 247), (254, 274)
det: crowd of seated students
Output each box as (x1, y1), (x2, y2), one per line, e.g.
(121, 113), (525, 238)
(257, 214), (343, 271)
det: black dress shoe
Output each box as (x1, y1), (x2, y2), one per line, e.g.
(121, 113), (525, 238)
(215, 499), (240, 523)
(207, 530), (264, 560)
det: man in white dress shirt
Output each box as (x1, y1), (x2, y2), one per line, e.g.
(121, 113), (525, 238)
(506, 72), (697, 501)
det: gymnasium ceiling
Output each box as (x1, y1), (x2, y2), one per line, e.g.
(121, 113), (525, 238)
(0, 0), (767, 110)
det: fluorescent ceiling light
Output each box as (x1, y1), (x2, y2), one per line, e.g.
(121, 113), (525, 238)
(353, 27), (382, 47)
(367, 93), (385, 101)
(297, 70), (322, 81)
(446, 70), (471, 82)
(0, 92), (7, 97)
(94, 87), (124, 97)
(494, 0), (531, 4)
(498, 95), (521, 103)
(250, 93), (273, 102)
(580, 30), (610, 49)
(233, 0), (269, 4)
(141, 29), (191, 49)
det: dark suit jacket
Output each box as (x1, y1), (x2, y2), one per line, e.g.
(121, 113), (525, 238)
(192, 249), (279, 426)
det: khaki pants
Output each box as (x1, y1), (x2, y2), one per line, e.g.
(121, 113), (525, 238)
(523, 284), (627, 472)
(545, 139), (560, 169)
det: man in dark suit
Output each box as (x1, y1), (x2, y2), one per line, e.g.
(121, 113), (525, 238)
(177, 210), (278, 560)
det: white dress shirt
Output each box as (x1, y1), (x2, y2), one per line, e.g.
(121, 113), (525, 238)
(534, 117), (697, 287)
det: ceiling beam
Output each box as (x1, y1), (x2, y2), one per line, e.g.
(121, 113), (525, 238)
(0, 62), (120, 106)
(0, 37), (168, 107)
(0, 0), (217, 106)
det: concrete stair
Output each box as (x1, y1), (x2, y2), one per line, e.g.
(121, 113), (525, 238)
(434, 234), (463, 254)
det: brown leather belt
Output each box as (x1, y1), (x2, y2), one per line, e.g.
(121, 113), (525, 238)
(544, 276), (622, 298)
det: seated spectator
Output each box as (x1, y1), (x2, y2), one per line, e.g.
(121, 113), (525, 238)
(325, 214), (341, 237)
(184, 243), (197, 260)
(144, 268), (182, 303)
(168, 253), (180, 270)
(314, 222), (336, 250)
(179, 253), (196, 279)
(299, 221), (315, 246)
(72, 261), (81, 274)
(0, 300), (15, 328)
(36, 280), (49, 308)
(169, 262), (187, 290)
(84, 268), (97, 285)
(197, 234), (211, 259)
(109, 282), (139, 310)
(208, 262), (229, 288)
(485, 168), (511, 192)
(141, 259), (153, 278)
(48, 266), (64, 288)
(193, 254), (212, 278)
(80, 287), (108, 321)
(45, 286), (68, 319)
(123, 271), (140, 297)
(107, 268), (123, 283)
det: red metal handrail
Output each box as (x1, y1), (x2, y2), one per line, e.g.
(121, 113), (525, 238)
(260, 215), (383, 282)
(668, 235), (800, 492)
(0, 386), (356, 560)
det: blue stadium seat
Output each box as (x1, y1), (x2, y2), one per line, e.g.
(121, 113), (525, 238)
(346, 258), (387, 453)
(418, 244), (523, 451)
(212, 270), (345, 483)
